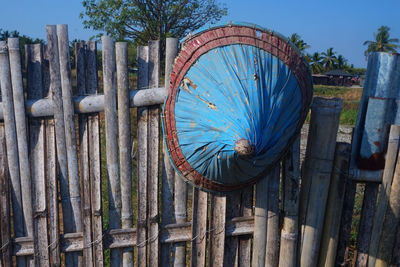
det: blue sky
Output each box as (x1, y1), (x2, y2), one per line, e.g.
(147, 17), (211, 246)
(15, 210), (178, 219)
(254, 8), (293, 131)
(1, 0), (399, 68)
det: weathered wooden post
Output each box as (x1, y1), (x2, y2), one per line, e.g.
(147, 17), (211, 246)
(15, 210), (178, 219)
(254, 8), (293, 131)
(299, 97), (342, 267)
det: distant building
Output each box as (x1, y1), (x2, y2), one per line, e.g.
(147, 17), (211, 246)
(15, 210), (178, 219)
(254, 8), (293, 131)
(312, 69), (355, 86)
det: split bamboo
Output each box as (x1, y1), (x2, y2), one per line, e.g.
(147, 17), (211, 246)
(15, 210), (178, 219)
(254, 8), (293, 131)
(299, 97), (342, 267)
(0, 124), (12, 266)
(116, 41), (134, 266)
(25, 43), (50, 266)
(209, 194), (226, 267)
(375, 138), (400, 266)
(266, 165), (280, 267)
(224, 191), (241, 267)
(368, 125), (400, 267)
(279, 137), (300, 267)
(191, 188), (208, 267)
(239, 186), (253, 267)
(75, 42), (94, 266)
(148, 40), (161, 267)
(102, 35), (122, 266)
(136, 45), (149, 267)
(318, 142), (351, 267)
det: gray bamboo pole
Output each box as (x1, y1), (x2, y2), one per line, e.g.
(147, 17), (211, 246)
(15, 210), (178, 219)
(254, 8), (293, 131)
(57, 25), (83, 266)
(239, 186), (253, 267)
(252, 173), (269, 267)
(375, 142), (400, 267)
(191, 188), (208, 267)
(148, 40), (160, 267)
(0, 124), (12, 267)
(25, 43), (50, 266)
(266, 165), (280, 267)
(86, 40), (104, 267)
(43, 43), (61, 267)
(209, 193), (227, 267)
(0, 40), (26, 267)
(161, 37), (178, 267)
(136, 45), (149, 267)
(102, 35), (122, 267)
(355, 183), (379, 267)
(299, 97), (342, 267)
(279, 137), (300, 267)
(224, 191), (241, 267)
(46, 24), (76, 267)
(75, 42), (94, 266)
(173, 173), (188, 267)
(367, 125), (400, 267)
(116, 41), (134, 266)
(318, 142), (351, 267)
(8, 38), (35, 267)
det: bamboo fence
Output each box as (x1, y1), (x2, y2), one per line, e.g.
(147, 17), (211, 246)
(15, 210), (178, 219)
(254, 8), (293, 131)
(0, 24), (398, 267)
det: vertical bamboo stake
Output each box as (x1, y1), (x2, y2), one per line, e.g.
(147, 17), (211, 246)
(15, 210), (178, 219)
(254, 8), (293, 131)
(191, 188), (208, 267)
(86, 40), (104, 267)
(367, 125), (400, 267)
(279, 137), (300, 267)
(375, 144), (400, 267)
(161, 37), (178, 267)
(209, 193), (226, 267)
(7, 38), (35, 266)
(224, 191), (241, 267)
(102, 35), (122, 267)
(0, 41), (26, 267)
(266, 165), (280, 267)
(43, 43), (60, 266)
(318, 142), (351, 267)
(25, 43), (50, 266)
(252, 173), (269, 267)
(137, 45), (149, 267)
(0, 125), (12, 267)
(299, 97), (342, 267)
(46, 25), (76, 266)
(75, 42), (94, 266)
(354, 183), (378, 267)
(173, 173), (188, 267)
(116, 41), (134, 266)
(239, 186), (253, 267)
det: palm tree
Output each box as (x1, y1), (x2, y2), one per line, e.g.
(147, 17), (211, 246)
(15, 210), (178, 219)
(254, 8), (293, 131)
(336, 54), (347, 69)
(289, 33), (310, 52)
(321, 48), (337, 71)
(363, 26), (399, 56)
(310, 52), (323, 73)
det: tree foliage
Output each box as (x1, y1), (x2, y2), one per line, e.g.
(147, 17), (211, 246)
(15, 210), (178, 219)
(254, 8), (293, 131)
(363, 25), (399, 56)
(80, 0), (227, 44)
(289, 33), (310, 52)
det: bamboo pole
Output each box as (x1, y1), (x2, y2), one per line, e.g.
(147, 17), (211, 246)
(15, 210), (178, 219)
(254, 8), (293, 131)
(116, 41), (134, 266)
(7, 38), (35, 267)
(102, 35), (122, 266)
(43, 43), (60, 266)
(147, 40), (161, 267)
(299, 97), (342, 267)
(25, 43), (50, 266)
(173, 173), (188, 267)
(239, 186), (253, 267)
(367, 125), (400, 267)
(75, 42), (94, 266)
(279, 137), (300, 267)
(318, 142), (351, 267)
(136, 45), (149, 267)
(0, 124), (12, 267)
(252, 172), (269, 267)
(86, 40), (104, 267)
(191, 188), (208, 267)
(161, 37), (178, 267)
(224, 191), (241, 267)
(266, 165), (280, 267)
(375, 141), (400, 267)
(209, 193), (226, 267)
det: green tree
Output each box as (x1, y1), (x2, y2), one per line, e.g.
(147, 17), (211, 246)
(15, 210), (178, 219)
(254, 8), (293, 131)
(289, 33), (310, 52)
(310, 52), (323, 73)
(80, 0), (227, 44)
(363, 25), (399, 56)
(336, 54), (347, 69)
(321, 47), (337, 71)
